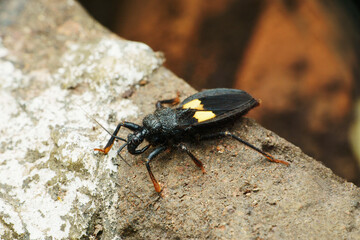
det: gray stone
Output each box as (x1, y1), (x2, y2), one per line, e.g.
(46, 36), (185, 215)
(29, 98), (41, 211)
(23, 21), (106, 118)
(0, 0), (359, 239)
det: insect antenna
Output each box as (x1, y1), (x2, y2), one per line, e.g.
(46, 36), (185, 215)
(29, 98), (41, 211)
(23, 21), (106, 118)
(80, 107), (127, 142)
(117, 142), (131, 167)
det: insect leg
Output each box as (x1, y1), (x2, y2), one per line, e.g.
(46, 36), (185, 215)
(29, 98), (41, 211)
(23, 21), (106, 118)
(132, 144), (151, 155)
(146, 145), (167, 193)
(200, 131), (289, 165)
(178, 143), (206, 173)
(155, 92), (180, 109)
(116, 142), (131, 167)
(94, 122), (143, 154)
(122, 121), (143, 131)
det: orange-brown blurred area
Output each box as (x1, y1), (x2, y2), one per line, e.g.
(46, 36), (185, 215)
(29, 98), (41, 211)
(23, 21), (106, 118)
(79, 0), (360, 185)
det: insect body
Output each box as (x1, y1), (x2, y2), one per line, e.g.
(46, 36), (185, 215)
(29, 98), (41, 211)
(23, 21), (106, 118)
(95, 88), (289, 193)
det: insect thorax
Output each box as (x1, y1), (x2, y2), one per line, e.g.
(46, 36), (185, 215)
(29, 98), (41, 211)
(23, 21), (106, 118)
(142, 108), (183, 144)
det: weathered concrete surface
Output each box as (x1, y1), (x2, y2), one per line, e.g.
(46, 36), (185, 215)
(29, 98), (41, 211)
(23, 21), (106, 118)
(0, 0), (359, 239)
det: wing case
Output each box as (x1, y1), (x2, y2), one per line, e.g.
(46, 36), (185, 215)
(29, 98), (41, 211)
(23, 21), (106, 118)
(177, 88), (259, 127)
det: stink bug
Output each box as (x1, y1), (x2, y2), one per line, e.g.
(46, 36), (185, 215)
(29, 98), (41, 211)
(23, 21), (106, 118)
(95, 88), (289, 193)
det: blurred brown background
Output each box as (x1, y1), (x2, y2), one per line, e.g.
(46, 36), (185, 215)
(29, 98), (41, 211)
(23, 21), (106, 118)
(79, 0), (360, 185)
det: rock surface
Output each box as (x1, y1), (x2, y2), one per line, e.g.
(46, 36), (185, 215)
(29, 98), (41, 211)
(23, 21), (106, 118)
(0, 0), (359, 239)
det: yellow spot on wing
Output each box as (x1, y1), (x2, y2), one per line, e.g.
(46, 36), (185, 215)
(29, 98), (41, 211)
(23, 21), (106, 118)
(183, 99), (204, 110)
(194, 111), (216, 122)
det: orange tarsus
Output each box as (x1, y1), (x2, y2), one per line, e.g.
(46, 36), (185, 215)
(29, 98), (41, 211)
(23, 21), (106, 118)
(172, 91), (181, 105)
(147, 167), (162, 193)
(265, 153), (289, 166)
(94, 148), (105, 153)
(150, 177), (162, 193)
(273, 158), (290, 166)
(153, 181), (162, 193)
(94, 144), (113, 154)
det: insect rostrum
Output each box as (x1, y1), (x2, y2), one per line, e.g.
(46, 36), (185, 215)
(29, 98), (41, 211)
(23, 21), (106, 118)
(95, 88), (289, 193)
